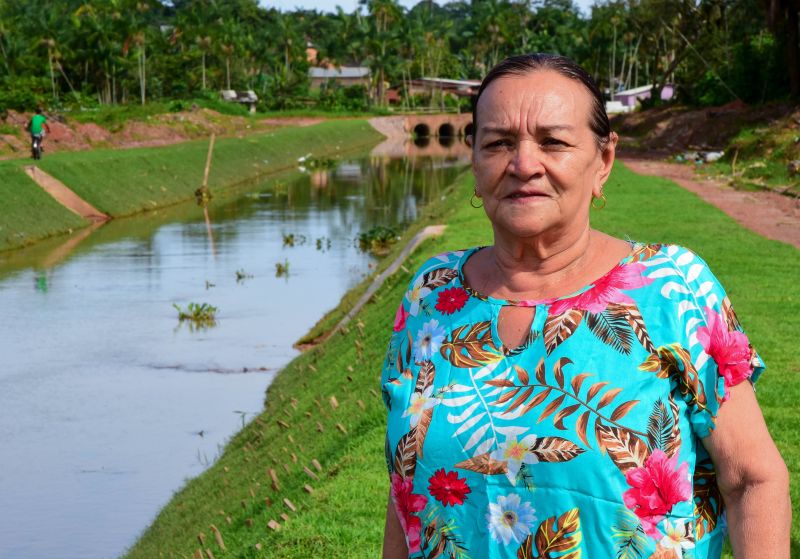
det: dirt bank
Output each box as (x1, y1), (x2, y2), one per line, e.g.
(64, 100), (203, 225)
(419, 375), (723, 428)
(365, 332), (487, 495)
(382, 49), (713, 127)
(0, 110), (326, 159)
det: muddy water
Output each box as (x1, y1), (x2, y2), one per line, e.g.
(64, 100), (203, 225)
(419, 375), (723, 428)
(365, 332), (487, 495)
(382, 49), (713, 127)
(0, 148), (468, 559)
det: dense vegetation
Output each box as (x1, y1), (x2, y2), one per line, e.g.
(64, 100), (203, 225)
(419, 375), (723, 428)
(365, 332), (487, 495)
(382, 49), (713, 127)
(0, 0), (797, 115)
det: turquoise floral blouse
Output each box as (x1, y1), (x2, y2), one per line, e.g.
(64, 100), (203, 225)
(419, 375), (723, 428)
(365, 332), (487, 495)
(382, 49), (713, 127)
(381, 243), (764, 559)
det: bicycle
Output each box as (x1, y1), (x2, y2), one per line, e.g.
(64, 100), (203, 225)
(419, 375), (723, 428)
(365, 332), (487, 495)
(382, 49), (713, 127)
(31, 133), (43, 160)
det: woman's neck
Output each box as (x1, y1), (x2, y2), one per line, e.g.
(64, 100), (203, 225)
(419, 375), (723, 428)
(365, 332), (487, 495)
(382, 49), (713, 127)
(472, 227), (613, 301)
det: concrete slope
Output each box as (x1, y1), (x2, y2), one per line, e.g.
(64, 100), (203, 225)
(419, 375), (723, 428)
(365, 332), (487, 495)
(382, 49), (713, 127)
(23, 166), (110, 223)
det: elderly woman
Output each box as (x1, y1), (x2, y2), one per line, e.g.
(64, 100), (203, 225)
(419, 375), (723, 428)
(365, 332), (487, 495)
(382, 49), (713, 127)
(380, 54), (789, 559)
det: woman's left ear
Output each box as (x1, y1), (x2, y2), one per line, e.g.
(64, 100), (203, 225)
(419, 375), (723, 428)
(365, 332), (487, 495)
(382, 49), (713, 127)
(594, 132), (618, 196)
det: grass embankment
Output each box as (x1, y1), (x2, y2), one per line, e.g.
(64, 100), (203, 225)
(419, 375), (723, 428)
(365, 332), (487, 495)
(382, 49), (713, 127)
(700, 119), (800, 196)
(0, 120), (383, 252)
(0, 166), (87, 250)
(124, 162), (799, 558)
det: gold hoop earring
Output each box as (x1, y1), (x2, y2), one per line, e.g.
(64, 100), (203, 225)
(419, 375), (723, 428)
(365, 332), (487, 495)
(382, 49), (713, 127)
(470, 192), (483, 209)
(591, 193), (607, 210)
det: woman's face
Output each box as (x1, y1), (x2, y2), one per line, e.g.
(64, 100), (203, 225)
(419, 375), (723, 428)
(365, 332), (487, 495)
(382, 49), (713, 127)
(471, 70), (615, 243)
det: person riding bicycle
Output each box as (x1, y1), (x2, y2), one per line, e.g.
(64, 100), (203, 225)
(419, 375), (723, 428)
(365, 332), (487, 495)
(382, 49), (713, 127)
(27, 107), (51, 160)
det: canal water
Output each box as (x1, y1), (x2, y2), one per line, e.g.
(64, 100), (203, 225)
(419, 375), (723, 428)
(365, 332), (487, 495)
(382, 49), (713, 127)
(0, 146), (469, 559)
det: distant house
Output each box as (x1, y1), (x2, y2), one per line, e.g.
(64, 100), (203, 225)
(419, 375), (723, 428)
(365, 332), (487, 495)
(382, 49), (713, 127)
(613, 84), (675, 109)
(308, 67), (370, 89)
(405, 77), (481, 98)
(220, 90), (258, 113)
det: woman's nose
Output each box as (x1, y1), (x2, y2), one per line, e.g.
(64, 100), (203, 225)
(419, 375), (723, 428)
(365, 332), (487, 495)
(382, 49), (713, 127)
(509, 139), (545, 178)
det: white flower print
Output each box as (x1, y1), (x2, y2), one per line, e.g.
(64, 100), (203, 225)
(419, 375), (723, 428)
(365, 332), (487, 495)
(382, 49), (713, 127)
(658, 519), (695, 557)
(401, 385), (440, 427)
(413, 319), (446, 362)
(486, 493), (537, 545)
(405, 275), (432, 317)
(490, 434), (539, 485)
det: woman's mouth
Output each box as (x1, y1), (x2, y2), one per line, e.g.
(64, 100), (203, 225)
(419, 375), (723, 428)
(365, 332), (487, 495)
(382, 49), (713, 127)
(507, 191), (548, 201)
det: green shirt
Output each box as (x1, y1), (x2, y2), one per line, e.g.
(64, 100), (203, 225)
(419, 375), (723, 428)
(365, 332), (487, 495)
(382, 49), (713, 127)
(30, 114), (47, 135)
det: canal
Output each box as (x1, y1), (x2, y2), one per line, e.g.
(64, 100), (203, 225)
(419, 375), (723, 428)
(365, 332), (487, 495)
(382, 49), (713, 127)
(0, 144), (469, 559)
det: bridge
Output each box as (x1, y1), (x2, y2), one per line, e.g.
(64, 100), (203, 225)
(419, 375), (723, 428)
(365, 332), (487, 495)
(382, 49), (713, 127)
(403, 113), (473, 139)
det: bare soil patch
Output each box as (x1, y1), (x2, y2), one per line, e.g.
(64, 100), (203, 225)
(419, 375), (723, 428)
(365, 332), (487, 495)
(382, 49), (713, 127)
(0, 108), (285, 159)
(259, 117), (324, 127)
(621, 156), (800, 249)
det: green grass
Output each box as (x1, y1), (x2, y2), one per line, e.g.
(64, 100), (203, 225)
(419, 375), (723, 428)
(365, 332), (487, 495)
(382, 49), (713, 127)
(34, 120), (381, 217)
(0, 166), (87, 250)
(0, 120), (383, 252)
(697, 121), (800, 196)
(123, 161), (799, 559)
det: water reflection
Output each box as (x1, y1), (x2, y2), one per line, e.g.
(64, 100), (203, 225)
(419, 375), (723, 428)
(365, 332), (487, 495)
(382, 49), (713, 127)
(0, 150), (468, 559)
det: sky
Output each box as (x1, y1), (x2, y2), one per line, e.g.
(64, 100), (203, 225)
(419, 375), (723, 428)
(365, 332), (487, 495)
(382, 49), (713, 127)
(265, 0), (595, 17)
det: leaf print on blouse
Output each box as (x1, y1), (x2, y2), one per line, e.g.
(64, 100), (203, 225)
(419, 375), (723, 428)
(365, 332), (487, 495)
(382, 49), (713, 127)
(640, 344), (712, 415)
(419, 516), (470, 559)
(543, 303), (656, 356)
(440, 321), (504, 368)
(393, 362), (440, 478)
(489, 357), (642, 450)
(694, 456), (725, 541)
(487, 494), (537, 546)
(612, 508), (648, 559)
(516, 507), (582, 559)
(644, 396), (682, 458)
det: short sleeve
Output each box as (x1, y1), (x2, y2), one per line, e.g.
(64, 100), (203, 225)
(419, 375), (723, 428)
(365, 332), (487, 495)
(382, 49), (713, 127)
(673, 248), (765, 438)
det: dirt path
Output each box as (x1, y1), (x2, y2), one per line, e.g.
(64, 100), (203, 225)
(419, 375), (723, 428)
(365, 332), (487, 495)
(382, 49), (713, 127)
(620, 157), (800, 249)
(23, 166), (109, 223)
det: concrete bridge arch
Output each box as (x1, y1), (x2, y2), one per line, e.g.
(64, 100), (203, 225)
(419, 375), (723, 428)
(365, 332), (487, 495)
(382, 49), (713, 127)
(404, 113), (473, 139)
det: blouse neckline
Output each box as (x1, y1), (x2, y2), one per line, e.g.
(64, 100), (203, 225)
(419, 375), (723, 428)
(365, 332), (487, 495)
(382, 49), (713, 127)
(456, 241), (641, 307)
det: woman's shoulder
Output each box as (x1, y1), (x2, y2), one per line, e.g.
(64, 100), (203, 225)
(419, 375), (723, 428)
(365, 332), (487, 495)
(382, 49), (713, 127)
(406, 247), (475, 286)
(628, 242), (732, 311)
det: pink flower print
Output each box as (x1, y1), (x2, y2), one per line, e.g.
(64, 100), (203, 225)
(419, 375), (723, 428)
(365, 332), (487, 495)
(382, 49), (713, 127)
(393, 303), (409, 333)
(549, 262), (653, 315)
(622, 450), (692, 540)
(390, 473), (428, 553)
(696, 306), (754, 400)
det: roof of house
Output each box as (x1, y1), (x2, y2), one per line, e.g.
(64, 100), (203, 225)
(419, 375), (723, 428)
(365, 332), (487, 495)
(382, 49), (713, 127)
(615, 84), (664, 96)
(309, 67), (370, 79)
(418, 77), (482, 87)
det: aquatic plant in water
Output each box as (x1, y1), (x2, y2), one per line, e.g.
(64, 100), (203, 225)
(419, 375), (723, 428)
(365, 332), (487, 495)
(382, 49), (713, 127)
(173, 302), (218, 329)
(235, 269), (253, 283)
(275, 260), (290, 277)
(357, 225), (399, 256)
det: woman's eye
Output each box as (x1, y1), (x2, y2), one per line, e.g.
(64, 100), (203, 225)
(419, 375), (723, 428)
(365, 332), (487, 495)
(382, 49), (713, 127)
(542, 138), (567, 147)
(485, 139), (511, 148)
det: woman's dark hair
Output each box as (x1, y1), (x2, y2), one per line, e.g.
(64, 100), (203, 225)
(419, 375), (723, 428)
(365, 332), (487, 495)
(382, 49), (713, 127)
(472, 53), (612, 149)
